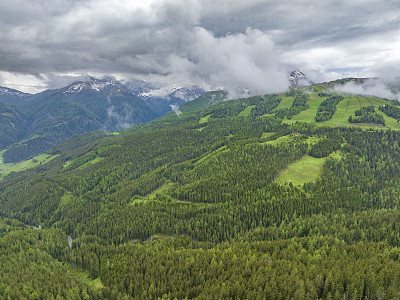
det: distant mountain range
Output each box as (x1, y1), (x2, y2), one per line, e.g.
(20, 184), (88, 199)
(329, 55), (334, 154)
(4, 71), (379, 163)
(0, 77), (206, 162)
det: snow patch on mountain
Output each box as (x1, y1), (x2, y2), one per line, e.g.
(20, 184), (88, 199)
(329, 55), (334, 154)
(140, 85), (205, 101)
(61, 77), (205, 102)
(0, 87), (31, 98)
(62, 77), (120, 94)
(64, 83), (85, 94)
(123, 79), (206, 102)
(140, 84), (183, 98)
(123, 79), (161, 95)
(169, 86), (206, 101)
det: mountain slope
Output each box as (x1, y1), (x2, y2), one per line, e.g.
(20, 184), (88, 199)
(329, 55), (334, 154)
(0, 103), (27, 149)
(0, 78), (207, 162)
(57, 77), (157, 130)
(2, 85), (400, 297)
(0, 86), (32, 106)
(2, 92), (104, 163)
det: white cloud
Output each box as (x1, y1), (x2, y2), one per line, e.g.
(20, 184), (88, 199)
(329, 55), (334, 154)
(334, 79), (399, 100)
(0, 0), (399, 92)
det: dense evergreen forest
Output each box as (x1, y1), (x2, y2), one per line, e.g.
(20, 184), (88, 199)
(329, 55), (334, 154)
(348, 106), (386, 125)
(2, 87), (400, 299)
(315, 95), (344, 122)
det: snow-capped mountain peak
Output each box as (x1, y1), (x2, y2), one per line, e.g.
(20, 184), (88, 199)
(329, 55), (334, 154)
(62, 77), (121, 94)
(168, 86), (206, 101)
(138, 83), (205, 101)
(289, 70), (314, 89)
(0, 87), (31, 98)
(140, 84), (183, 98)
(60, 76), (206, 104)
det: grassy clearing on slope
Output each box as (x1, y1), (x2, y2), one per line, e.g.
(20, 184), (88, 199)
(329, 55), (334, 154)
(0, 154), (58, 180)
(311, 96), (398, 129)
(264, 134), (294, 146)
(283, 93), (325, 124)
(264, 133), (319, 146)
(77, 157), (105, 170)
(312, 85), (324, 92)
(129, 182), (175, 205)
(276, 151), (343, 186)
(67, 269), (104, 289)
(379, 112), (400, 130)
(199, 114), (211, 124)
(275, 94), (398, 130)
(261, 132), (276, 139)
(274, 96), (294, 110)
(194, 146), (228, 166)
(263, 92), (399, 131)
(358, 96), (373, 107)
(275, 155), (325, 186)
(316, 96), (358, 126)
(238, 105), (255, 117)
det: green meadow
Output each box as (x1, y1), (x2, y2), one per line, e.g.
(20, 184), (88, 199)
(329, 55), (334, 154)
(0, 153), (58, 180)
(281, 92), (399, 130)
(275, 155), (325, 186)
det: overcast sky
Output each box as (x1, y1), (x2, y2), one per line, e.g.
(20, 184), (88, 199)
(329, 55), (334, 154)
(0, 0), (399, 93)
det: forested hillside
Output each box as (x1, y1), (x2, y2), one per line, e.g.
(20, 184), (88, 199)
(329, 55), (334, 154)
(2, 87), (400, 298)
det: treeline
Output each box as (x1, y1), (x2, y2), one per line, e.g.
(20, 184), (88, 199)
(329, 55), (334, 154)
(250, 95), (281, 117)
(275, 93), (309, 119)
(315, 95), (344, 122)
(209, 95), (266, 118)
(379, 104), (400, 120)
(309, 135), (342, 158)
(348, 106), (385, 125)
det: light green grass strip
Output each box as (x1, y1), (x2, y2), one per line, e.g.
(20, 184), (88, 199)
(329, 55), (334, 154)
(261, 132), (275, 139)
(77, 157), (105, 170)
(194, 145), (228, 166)
(287, 93), (325, 123)
(238, 105), (255, 117)
(264, 134), (293, 146)
(0, 154), (58, 180)
(274, 96), (294, 110)
(129, 182), (175, 205)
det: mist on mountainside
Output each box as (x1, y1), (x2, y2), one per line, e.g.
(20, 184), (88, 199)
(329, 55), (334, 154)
(334, 78), (400, 100)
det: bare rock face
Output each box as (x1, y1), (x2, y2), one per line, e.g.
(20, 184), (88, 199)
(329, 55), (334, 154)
(289, 70), (314, 89)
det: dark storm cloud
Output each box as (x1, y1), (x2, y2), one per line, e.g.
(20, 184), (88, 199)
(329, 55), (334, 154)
(0, 0), (399, 93)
